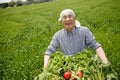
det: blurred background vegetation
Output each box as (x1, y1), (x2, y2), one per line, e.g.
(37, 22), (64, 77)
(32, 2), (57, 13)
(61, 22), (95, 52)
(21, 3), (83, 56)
(0, 0), (52, 8)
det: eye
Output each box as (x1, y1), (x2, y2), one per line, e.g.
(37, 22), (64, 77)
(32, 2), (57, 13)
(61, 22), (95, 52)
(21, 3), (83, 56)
(62, 16), (67, 19)
(68, 15), (73, 18)
(62, 15), (73, 20)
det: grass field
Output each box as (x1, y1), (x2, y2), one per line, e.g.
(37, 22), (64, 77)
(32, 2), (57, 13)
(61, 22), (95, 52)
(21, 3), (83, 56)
(0, 0), (120, 79)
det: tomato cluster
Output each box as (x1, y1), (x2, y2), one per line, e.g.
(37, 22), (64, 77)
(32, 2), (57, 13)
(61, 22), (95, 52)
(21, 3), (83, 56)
(63, 71), (83, 80)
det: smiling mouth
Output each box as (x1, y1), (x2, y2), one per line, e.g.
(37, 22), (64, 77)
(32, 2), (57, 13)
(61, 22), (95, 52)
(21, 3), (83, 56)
(66, 23), (71, 26)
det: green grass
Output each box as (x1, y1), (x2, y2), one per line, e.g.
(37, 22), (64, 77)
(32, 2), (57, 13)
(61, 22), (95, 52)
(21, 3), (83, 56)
(0, 0), (120, 79)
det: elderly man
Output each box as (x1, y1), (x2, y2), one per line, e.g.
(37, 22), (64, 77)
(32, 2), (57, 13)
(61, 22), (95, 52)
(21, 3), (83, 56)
(44, 9), (109, 68)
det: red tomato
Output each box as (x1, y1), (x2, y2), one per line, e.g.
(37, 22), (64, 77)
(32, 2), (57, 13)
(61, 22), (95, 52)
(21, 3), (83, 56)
(63, 71), (71, 80)
(76, 71), (83, 78)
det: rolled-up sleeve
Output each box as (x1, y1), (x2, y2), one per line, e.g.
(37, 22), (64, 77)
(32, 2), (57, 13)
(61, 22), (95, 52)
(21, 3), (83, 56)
(44, 32), (59, 55)
(85, 28), (101, 50)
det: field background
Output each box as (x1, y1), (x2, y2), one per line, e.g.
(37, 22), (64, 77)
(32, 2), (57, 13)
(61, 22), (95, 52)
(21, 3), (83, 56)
(0, 0), (120, 79)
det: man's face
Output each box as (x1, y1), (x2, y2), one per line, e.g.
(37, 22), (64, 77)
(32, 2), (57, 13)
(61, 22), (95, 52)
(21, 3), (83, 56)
(61, 12), (75, 32)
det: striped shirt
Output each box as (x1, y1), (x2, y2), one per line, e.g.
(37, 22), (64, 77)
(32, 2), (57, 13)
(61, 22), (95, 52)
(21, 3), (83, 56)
(45, 26), (101, 55)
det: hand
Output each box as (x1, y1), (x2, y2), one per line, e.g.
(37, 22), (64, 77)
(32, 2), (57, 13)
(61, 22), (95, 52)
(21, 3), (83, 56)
(102, 63), (118, 80)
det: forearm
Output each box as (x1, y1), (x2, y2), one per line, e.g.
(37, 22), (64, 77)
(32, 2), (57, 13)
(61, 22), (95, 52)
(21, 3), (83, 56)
(95, 47), (109, 64)
(44, 54), (50, 68)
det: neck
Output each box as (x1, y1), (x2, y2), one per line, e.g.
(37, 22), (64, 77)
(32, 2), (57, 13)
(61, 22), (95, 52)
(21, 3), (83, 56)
(66, 26), (75, 32)
(66, 29), (72, 32)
